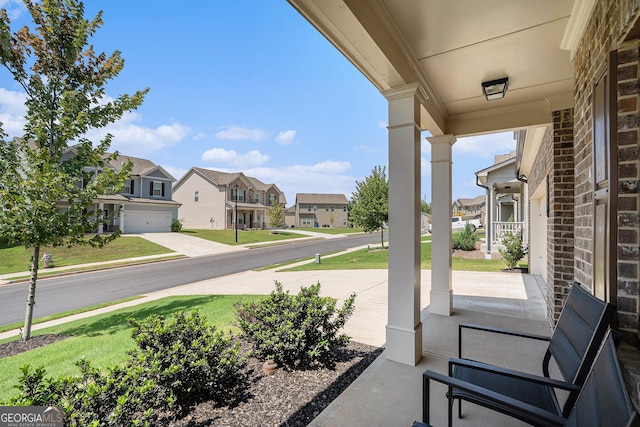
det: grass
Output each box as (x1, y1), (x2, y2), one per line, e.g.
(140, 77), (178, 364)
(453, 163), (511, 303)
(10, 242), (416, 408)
(294, 227), (363, 235)
(0, 237), (173, 275)
(0, 296), (144, 334)
(0, 294), (265, 404)
(283, 241), (525, 272)
(180, 229), (306, 245)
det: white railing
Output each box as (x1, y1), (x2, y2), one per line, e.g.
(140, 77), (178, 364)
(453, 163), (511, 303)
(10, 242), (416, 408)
(493, 221), (524, 242)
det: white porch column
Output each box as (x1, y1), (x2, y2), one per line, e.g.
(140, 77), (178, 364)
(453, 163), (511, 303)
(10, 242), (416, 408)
(486, 187), (495, 253)
(98, 202), (104, 234)
(384, 83), (425, 366)
(119, 204), (125, 233)
(428, 135), (456, 316)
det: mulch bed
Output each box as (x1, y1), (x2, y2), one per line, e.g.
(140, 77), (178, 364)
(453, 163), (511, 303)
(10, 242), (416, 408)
(0, 335), (383, 426)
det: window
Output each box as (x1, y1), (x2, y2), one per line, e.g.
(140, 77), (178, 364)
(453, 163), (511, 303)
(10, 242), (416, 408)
(254, 193), (260, 203)
(194, 191), (199, 202)
(343, 219), (347, 226)
(233, 189), (244, 202)
(302, 217), (311, 225)
(331, 206), (334, 212)
(151, 181), (164, 197)
(326, 206), (330, 212)
(123, 179), (134, 194)
(308, 206), (312, 212)
(343, 206), (347, 212)
(269, 194), (277, 206)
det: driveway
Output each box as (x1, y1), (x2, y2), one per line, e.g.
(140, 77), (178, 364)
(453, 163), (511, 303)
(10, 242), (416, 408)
(130, 232), (241, 257)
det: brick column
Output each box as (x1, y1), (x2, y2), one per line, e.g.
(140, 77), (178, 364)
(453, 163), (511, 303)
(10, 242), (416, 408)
(548, 109), (575, 323)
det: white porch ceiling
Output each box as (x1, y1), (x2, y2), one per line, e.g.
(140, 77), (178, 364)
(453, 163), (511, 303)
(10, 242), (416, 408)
(287, 0), (582, 137)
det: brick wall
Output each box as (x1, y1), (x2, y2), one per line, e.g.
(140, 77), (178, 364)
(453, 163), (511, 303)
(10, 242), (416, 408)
(549, 110), (576, 323)
(617, 40), (640, 343)
(574, 0), (639, 343)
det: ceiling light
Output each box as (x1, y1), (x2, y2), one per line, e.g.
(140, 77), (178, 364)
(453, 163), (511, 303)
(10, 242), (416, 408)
(481, 77), (509, 101)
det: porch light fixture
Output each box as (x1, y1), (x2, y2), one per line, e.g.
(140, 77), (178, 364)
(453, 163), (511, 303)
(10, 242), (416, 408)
(481, 77), (509, 101)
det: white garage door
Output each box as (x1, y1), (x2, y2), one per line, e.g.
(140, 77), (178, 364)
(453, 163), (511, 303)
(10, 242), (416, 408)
(124, 211), (171, 233)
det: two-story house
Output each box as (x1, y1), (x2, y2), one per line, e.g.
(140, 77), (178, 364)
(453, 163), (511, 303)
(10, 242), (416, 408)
(18, 140), (180, 234)
(173, 167), (286, 230)
(290, 193), (349, 228)
(452, 195), (485, 220)
(93, 154), (180, 234)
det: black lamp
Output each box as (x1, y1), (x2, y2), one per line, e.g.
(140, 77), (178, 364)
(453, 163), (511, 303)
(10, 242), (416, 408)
(481, 77), (509, 100)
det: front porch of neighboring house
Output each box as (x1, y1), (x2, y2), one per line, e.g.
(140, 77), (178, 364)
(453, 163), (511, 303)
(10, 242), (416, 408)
(480, 191), (526, 258)
(92, 202), (121, 233)
(226, 202), (268, 230)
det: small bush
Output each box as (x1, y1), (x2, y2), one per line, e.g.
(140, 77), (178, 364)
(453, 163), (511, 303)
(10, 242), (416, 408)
(235, 282), (356, 369)
(11, 310), (245, 425)
(170, 218), (183, 232)
(499, 232), (526, 270)
(128, 310), (246, 418)
(452, 223), (479, 251)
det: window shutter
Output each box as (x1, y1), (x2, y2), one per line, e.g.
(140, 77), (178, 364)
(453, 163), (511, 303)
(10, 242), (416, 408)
(149, 181), (153, 194)
(161, 183), (165, 197)
(130, 180), (134, 194)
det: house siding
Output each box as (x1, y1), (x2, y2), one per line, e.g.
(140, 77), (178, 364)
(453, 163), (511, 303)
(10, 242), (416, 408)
(573, 0), (639, 343)
(174, 172), (227, 229)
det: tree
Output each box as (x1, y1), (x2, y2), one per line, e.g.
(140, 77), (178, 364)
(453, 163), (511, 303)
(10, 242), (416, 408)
(421, 199), (431, 214)
(350, 165), (388, 248)
(0, 0), (148, 340)
(267, 202), (285, 231)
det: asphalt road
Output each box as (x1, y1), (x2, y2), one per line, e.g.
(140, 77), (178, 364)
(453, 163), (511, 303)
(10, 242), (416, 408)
(0, 233), (383, 326)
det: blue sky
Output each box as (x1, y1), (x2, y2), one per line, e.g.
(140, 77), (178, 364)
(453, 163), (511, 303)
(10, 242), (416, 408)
(0, 1), (516, 206)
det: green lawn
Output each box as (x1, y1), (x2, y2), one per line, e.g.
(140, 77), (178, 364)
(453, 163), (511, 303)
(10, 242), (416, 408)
(0, 237), (173, 275)
(181, 229), (307, 245)
(0, 294), (264, 404)
(284, 241), (525, 272)
(294, 227), (363, 235)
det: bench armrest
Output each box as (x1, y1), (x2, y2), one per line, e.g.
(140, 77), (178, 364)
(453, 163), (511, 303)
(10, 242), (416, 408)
(423, 369), (567, 427)
(459, 323), (550, 358)
(448, 358), (580, 392)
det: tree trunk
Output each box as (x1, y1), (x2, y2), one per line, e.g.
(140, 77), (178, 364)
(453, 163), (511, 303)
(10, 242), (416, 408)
(380, 226), (384, 249)
(22, 245), (40, 341)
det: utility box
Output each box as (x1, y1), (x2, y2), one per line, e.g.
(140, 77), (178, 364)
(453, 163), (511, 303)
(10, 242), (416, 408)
(315, 253), (321, 264)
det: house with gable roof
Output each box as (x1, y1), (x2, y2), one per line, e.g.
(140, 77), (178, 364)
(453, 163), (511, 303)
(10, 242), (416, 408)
(18, 138), (180, 234)
(94, 153), (180, 234)
(290, 193), (350, 228)
(172, 167), (286, 230)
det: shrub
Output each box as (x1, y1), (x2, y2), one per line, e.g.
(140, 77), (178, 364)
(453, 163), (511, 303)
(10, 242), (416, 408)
(452, 223), (479, 251)
(11, 361), (160, 426)
(11, 311), (245, 425)
(235, 282), (356, 369)
(128, 310), (246, 418)
(499, 232), (526, 270)
(170, 218), (183, 232)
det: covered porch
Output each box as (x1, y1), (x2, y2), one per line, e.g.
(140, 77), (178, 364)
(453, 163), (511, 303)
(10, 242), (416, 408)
(311, 270), (551, 426)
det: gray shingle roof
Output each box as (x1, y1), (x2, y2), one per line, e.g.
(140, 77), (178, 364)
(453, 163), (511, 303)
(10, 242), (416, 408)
(296, 193), (348, 205)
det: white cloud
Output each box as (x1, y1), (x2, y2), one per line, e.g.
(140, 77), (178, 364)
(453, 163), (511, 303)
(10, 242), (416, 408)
(161, 165), (188, 181)
(0, 88), (27, 136)
(215, 125), (268, 141)
(201, 147), (270, 167)
(276, 129), (296, 145)
(453, 132), (516, 158)
(193, 132), (207, 140)
(202, 147), (238, 163)
(84, 112), (190, 157)
(0, 88), (189, 156)
(377, 121), (387, 129)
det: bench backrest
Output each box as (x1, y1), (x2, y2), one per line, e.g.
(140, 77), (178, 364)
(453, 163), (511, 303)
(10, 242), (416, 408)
(565, 331), (639, 427)
(547, 283), (615, 385)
